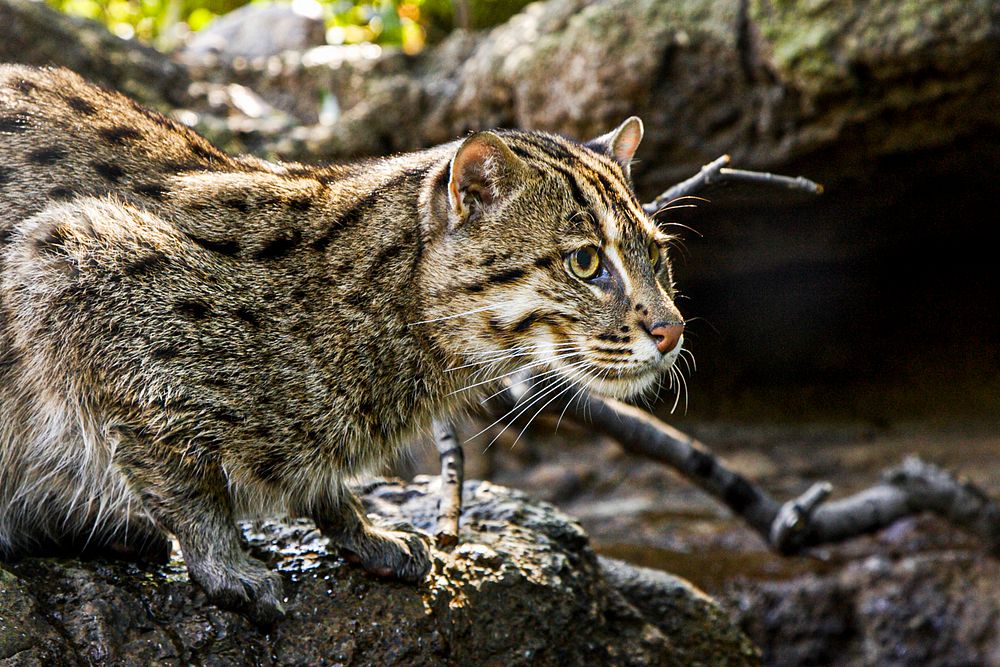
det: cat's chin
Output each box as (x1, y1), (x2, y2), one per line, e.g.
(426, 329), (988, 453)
(573, 367), (663, 401)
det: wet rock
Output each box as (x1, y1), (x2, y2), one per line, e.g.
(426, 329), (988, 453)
(0, 478), (757, 666)
(0, 568), (71, 665)
(601, 556), (759, 666)
(436, 422), (1000, 667)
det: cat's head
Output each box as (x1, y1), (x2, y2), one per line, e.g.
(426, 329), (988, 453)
(419, 117), (686, 402)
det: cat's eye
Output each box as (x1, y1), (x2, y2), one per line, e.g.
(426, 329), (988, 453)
(648, 241), (660, 268)
(568, 246), (601, 280)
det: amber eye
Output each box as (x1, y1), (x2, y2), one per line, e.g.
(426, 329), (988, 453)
(568, 246), (601, 280)
(648, 241), (660, 268)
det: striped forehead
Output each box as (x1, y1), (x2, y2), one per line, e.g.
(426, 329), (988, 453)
(506, 132), (653, 237)
(523, 133), (656, 297)
(572, 152), (654, 246)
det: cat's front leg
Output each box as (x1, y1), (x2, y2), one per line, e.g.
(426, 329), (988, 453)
(307, 487), (431, 583)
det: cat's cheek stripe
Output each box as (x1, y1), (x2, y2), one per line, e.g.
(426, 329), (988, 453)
(593, 346), (632, 356)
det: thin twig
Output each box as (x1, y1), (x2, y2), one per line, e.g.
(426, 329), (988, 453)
(432, 419), (464, 548)
(642, 155), (823, 216)
(718, 167), (824, 195)
(643, 155), (731, 215)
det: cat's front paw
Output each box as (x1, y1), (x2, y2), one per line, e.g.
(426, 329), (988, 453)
(340, 524), (432, 583)
(189, 555), (286, 626)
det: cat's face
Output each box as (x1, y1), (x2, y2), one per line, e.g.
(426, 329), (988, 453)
(422, 118), (686, 403)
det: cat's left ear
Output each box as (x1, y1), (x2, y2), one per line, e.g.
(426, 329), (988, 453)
(585, 116), (644, 176)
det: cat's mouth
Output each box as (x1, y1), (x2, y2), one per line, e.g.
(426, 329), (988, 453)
(548, 337), (685, 401)
(578, 365), (662, 400)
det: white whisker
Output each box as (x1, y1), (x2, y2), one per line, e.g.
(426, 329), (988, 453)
(485, 377), (573, 451)
(407, 301), (514, 327)
(678, 366), (690, 414)
(670, 367), (682, 414)
(657, 221), (705, 237)
(448, 350), (583, 396)
(555, 365), (603, 432)
(473, 371), (581, 448)
(457, 341), (579, 358)
(654, 203), (700, 214)
(479, 359), (589, 405)
(681, 347), (697, 372)
(446, 342), (578, 373)
(509, 367), (589, 449)
(461, 351), (583, 393)
(678, 353), (692, 376)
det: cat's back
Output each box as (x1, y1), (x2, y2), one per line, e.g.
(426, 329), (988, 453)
(0, 65), (247, 225)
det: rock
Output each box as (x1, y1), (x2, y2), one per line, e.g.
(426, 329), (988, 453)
(453, 421), (1000, 667)
(0, 0), (189, 108)
(181, 3), (327, 63)
(0, 568), (71, 665)
(0, 478), (756, 666)
(725, 549), (1000, 667)
(601, 557), (760, 666)
(211, 0), (1000, 188)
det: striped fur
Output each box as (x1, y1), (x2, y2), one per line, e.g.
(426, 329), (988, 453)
(0, 65), (684, 620)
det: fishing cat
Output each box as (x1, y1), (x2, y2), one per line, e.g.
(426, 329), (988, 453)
(0, 65), (685, 623)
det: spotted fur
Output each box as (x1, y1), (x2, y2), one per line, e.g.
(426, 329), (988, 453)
(0, 65), (684, 621)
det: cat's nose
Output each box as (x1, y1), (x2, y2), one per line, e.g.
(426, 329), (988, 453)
(649, 322), (684, 354)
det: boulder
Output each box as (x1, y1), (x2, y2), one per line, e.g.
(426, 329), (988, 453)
(181, 3), (327, 63)
(726, 548), (1000, 667)
(0, 0), (189, 108)
(210, 0), (1000, 190)
(0, 478), (758, 666)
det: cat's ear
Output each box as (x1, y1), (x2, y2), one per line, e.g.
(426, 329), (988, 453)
(447, 131), (528, 225)
(585, 117), (644, 176)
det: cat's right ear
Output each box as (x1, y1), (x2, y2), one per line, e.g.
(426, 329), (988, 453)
(445, 132), (528, 227)
(585, 117), (643, 178)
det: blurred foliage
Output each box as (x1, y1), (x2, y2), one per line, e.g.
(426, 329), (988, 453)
(46, 0), (429, 53)
(44, 0), (534, 53)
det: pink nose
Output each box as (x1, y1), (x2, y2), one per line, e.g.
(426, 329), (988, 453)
(650, 322), (684, 354)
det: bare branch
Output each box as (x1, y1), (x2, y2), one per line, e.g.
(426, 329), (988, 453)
(718, 167), (824, 195)
(490, 389), (780, 537)
(643, 155), (731, 215)
(488, 387), (1000, 555)
(642, 155), (823, 216)
(784, 457), (1000, 555)
(432, 419), (464, 548)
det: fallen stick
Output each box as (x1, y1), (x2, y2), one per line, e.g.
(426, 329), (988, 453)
(492, 388), (1000, 555)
